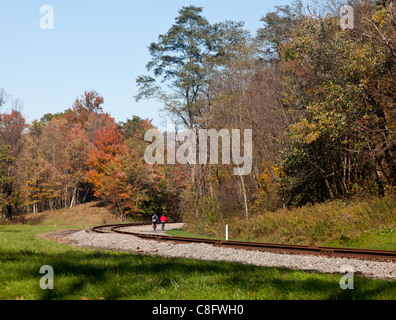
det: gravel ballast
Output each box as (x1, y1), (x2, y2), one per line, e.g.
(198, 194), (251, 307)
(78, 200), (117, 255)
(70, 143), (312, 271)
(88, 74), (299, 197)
(56, 224), (396, 280)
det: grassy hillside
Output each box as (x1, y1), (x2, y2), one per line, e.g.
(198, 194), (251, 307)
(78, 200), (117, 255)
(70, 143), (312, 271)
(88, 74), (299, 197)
(183, 195), (396, 250)
(13, 202), (125, 228)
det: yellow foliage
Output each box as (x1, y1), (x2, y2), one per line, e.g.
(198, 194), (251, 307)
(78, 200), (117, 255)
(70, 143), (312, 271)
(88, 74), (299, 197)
(257, 162), (282, 194)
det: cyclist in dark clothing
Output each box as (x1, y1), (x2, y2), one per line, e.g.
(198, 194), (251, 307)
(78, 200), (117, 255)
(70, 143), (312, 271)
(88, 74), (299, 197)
(152, 213), (159, 230)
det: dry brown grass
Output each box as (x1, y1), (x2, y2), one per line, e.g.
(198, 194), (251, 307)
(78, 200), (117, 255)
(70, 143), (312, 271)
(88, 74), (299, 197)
(14, 202), (125, 227)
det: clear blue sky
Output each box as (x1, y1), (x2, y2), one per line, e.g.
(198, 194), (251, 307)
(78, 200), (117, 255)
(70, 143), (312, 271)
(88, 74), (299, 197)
(0, 0), (292, 129)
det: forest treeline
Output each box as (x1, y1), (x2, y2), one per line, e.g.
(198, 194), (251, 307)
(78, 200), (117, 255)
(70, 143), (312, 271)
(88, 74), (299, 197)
(0, 0), (395, 224)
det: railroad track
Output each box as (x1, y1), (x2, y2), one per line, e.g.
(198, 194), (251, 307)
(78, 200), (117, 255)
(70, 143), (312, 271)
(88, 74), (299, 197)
(90, 223), (396, 262)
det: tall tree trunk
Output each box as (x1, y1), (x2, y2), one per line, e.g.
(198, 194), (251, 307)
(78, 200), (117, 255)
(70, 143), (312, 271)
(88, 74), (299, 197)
(6, 205), (12, 221)
(236, 167), (249, 222)
(70, 183), (78, 208)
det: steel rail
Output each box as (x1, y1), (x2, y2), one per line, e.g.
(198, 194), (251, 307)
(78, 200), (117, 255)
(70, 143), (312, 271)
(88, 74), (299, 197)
(90, 223), (396, 262)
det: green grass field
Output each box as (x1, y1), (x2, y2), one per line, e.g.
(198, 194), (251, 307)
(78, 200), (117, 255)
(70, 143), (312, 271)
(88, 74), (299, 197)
(0, 224), (395, 300)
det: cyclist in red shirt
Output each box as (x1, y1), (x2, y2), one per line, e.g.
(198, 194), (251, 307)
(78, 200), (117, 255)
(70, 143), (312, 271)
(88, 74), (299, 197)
(160, 213), (167, 231)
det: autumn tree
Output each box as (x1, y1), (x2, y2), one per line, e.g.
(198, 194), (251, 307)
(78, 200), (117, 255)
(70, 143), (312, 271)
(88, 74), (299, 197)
(0, 145), (15, 220)
(64, 90), (104, 126)
(85, 120), (130, 214)
(136, 6), (263, 223)
(86, 117), (170, 217)
(67, 124), (91, 207)
(0, 94), (26, 219)
(135, 6), (217, 130)
(279, 1), (396, 206)
(257, 0), (304, 60)
(18, 91), (109, 213)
